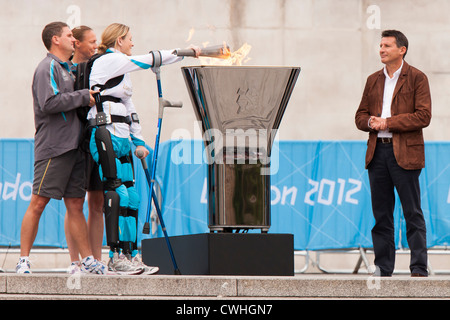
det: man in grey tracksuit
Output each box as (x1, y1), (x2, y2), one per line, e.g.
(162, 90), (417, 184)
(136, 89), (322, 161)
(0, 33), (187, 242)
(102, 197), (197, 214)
(16, 21), (108, 274)
(33, 51), (88, 163)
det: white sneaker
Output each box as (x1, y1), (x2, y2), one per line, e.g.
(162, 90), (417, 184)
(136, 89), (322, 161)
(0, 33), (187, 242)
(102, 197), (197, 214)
(108, 252), (144, 275)
(16, 257), (32, 274)
(81, 256), (109, 275)
(67, 261), (81, 274)
(130, 253), (159, 275)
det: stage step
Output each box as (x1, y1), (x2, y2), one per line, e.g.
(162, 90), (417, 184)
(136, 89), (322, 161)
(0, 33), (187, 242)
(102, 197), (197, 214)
(1, 274), (449, 300)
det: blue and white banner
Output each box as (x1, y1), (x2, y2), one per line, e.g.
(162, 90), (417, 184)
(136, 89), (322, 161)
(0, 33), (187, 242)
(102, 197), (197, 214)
(1, 139), (449, 250)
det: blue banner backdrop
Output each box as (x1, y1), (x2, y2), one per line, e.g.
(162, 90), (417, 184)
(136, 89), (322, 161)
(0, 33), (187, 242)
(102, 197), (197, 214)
(1, 139), (449, 250)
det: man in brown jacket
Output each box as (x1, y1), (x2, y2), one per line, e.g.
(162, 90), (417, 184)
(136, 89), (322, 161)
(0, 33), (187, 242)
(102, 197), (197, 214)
(355, 30), (431, 277)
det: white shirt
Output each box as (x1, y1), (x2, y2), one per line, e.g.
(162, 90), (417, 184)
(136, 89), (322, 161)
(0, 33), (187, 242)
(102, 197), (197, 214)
(378, 61), (403, 138)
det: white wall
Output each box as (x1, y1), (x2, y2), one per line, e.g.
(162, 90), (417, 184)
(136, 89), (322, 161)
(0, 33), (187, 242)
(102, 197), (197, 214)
(1, 0), (448, 143)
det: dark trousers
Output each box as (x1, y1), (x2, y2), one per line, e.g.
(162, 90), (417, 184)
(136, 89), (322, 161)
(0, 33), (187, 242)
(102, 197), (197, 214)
(368, 142), (428, 276)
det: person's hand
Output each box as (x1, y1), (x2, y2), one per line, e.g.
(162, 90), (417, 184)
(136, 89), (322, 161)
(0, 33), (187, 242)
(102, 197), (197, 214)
(88, 90), (99, 107)
(135, 145), (149, 159)
(369, 116), (388, 131)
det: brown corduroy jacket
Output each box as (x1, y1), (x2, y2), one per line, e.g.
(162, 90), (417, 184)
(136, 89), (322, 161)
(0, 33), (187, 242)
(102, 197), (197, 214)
(355, 61), (432, 170)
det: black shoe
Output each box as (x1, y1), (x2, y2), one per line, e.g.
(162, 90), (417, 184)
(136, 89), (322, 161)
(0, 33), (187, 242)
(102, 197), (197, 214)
(411, 272), (428, 277)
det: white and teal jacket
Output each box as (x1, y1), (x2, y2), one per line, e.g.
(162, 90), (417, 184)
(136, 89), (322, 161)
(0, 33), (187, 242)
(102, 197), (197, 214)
(87, 48), (182, 146)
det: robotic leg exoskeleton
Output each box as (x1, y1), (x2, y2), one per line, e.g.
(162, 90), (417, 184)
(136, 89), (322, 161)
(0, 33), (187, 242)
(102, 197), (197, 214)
(93, 126), (139, 259)
(94, 126), (122, 254)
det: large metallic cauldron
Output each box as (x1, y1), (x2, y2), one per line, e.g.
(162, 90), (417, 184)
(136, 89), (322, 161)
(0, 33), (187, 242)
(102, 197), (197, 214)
(182, 66), (300, 232)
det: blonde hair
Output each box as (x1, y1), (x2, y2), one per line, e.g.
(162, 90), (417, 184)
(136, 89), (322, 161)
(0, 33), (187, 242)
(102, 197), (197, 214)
(98, 23), (130, 54)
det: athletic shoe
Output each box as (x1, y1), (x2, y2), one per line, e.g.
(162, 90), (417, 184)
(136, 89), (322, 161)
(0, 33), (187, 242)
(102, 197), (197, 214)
(108, 252), (144, 275)
(130, 253), (159, 275)
(81, 256), (109, 275)
(67, 261), (82, 274)
(16, 257), (32, 274)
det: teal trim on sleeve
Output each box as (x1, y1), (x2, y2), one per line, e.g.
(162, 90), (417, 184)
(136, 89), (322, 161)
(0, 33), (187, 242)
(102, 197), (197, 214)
(50, 60), (59, 95)
(130, 58), (151, 69)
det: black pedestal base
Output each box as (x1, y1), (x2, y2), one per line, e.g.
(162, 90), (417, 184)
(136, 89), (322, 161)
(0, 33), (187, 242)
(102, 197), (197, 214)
(141, 233), (294, 276)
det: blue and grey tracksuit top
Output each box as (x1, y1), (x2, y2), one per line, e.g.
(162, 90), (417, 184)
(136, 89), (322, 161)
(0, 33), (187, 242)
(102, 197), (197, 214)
(32, 53), (90, 161)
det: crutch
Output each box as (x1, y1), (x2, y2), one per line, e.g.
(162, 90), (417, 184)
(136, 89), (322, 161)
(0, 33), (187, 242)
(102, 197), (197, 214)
(142, 50), (182, 234)
(141, 51), (182, 274)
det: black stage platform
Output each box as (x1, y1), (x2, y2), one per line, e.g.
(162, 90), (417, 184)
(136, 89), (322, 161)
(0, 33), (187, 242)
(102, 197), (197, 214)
(141, 233), (294, 276)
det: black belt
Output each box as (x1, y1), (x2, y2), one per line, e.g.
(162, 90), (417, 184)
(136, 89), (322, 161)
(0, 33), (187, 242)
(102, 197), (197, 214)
(377, 137), (392, 144)
(110, 115), (132, 124)
(87, 115), (132, 127)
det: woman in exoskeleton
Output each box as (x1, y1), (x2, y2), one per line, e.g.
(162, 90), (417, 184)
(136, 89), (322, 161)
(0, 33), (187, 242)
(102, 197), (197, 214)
(88, 23), (198, 274)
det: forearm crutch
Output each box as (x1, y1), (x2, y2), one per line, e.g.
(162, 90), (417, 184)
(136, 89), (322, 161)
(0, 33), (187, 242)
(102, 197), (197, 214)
(140, 50), (182, 274)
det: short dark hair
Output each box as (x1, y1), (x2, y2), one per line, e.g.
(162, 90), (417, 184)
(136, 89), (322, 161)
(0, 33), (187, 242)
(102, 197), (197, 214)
(42, 21), (69, 50)
(381, 30), (408, 58)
